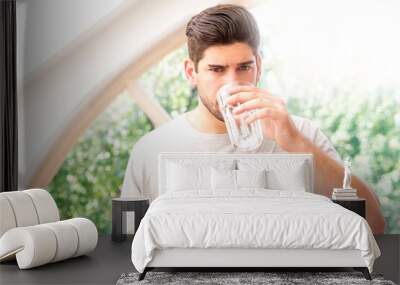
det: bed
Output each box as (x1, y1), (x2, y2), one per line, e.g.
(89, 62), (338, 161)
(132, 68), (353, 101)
(130, 152), (381, 281)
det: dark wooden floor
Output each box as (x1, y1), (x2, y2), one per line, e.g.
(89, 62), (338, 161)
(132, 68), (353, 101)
(0, 234), (398, 285)
(0, 235), (134, 285)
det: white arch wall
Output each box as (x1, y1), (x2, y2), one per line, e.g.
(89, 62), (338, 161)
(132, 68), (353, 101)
(18, 0), (129, 79)
(16, 0), (134, 188)
(19, 0), (257, 188)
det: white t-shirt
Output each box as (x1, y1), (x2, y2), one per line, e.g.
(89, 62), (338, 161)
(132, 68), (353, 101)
(120, 113), (343, 201)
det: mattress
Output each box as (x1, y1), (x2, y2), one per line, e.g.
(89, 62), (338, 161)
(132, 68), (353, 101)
(131, 189), (380, 273)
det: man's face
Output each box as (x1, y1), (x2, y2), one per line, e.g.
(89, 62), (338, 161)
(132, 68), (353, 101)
(185, 42), (261, 122)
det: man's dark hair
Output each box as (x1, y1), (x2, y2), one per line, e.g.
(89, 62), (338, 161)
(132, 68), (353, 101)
(185, 4), (260, 72)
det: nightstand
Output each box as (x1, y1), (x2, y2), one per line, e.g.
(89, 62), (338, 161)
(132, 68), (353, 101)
(112, 197), (149, 242)
(332, 198), (366, 218)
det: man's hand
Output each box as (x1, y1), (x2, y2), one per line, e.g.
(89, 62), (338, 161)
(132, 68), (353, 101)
(225, 85), (386, 233)
(225, 85), (305, 152)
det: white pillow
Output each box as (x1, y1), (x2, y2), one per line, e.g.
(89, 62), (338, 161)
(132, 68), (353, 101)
(238, 159), (308, 191)
(236, 169), (268, 189)
(211, 168), (236, 190)
(211, 168), (268, 190)
(166, 162), (211, 191)
(266, 161), (307, 191)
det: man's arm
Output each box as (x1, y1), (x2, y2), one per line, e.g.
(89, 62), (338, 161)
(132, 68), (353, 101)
(225, 85), (385, 233)
(291, 134), (386, 234)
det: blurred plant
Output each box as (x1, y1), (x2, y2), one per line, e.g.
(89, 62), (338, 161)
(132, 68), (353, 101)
(49, 45), (399, 234)
(286, 90), (400, 233)
(48, 46), (194, 234)
(48, 93), (153, 233)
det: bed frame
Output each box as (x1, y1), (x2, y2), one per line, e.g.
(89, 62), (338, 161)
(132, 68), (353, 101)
(138, 152), (372, 281)
(140, 248), (371, 280)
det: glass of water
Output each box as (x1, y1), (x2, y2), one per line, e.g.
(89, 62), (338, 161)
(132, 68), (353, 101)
(217, 82), (264, 151)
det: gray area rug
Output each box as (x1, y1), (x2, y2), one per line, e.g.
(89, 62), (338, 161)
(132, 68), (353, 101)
(116, 271), (396, 285)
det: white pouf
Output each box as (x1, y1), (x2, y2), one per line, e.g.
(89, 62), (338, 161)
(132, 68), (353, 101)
(0, 189), (98, 269)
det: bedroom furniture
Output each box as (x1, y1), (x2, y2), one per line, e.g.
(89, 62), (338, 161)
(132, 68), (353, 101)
(0, 189), (98, 269)
(0, 234), (398, 285)
(332, 198), (366, 218)
(133, 152), (380, 281)
(112, 197), (149, 242)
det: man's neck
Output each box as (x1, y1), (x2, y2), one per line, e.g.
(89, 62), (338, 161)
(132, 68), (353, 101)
(184, 106), (227, 134)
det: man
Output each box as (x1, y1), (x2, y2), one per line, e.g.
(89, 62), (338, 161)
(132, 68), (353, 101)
(121, 4), (385, 234)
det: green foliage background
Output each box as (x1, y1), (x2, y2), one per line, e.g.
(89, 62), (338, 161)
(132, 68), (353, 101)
(48, 45), (400, 234)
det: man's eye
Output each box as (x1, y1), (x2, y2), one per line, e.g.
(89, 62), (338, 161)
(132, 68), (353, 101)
(238, 65), (252, 71)
(209, 67), (224, 72)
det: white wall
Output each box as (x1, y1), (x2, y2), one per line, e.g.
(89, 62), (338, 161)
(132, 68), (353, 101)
(16, 2), (27, 188)
(18, 0), (127, 79)
(17, 0), (232, 188)
(16, 0), (130, 188)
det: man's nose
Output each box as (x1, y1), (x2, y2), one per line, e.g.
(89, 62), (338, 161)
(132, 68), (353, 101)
(223, 70), (241, 84)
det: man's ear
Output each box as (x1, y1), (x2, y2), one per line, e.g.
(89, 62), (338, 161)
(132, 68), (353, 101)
(255, 53), (262, 84)
(184, 58), (197, 87)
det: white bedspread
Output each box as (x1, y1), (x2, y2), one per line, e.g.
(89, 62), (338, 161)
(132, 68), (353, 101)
(131, 190), (380, 273)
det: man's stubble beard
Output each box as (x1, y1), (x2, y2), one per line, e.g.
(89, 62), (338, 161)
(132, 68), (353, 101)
(197, 88), (225, 123)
